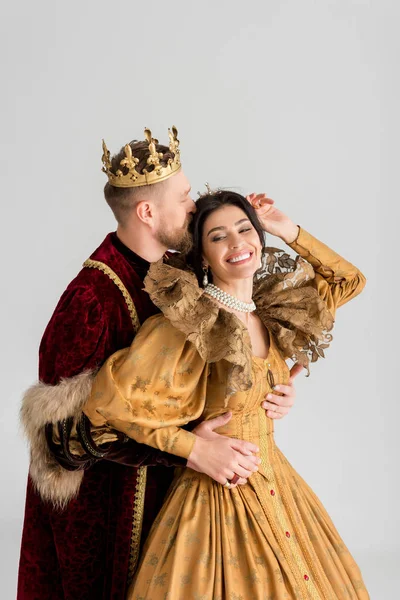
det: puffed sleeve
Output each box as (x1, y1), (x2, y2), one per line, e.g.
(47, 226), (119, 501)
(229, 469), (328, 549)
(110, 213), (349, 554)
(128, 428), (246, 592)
(288, 228), (366, 317)
(84, 314), (208, 459)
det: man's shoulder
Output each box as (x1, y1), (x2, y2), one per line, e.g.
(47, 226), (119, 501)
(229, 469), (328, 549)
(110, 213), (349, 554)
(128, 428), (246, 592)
(60, 263), (134, 318)
(40, 256), (135, 352)
(65, 264), (114, 295)
(61, 232), (132, 302)
(44, 232), (153, 336)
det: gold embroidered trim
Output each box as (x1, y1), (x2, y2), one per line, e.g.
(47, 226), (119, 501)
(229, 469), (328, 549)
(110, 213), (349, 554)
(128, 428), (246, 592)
(83, 259), (140, 332)
(272, 452), (333, 599)
(83, 257), (147, 583)
(252, 357), (322, 600)
(127, 465), (148, 583)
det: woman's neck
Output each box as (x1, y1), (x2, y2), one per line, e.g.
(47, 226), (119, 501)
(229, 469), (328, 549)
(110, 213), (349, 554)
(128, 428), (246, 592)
(210, 276), (254, 303)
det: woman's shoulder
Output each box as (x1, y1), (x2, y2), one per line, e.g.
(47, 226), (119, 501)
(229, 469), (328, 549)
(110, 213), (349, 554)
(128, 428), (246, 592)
(122, 313), (202, 375)
(143, 259), (254, 394)
(137, 312), (187, 343)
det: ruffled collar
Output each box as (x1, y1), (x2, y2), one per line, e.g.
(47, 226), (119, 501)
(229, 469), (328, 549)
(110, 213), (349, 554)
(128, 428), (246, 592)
(144, 250), (334, 394)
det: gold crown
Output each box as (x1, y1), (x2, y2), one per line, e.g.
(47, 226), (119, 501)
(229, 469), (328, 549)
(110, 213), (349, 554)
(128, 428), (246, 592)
(102, 126), (181, 188)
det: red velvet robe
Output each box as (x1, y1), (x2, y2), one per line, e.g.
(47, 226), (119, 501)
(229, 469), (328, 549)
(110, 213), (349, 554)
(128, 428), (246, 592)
(18, 233), (180, 600)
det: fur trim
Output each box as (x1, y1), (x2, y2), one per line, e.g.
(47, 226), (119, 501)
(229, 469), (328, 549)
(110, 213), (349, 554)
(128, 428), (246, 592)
(20, 371), (95, 510)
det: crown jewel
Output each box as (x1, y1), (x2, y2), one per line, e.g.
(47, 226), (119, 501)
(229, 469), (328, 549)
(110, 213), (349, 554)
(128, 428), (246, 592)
(102, 126), (181, 188)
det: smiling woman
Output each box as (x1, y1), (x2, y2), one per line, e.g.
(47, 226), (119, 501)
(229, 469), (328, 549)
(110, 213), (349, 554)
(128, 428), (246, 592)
(83, 189), (368, 599)
(189, 191), (277, 357)
(189, 190), (266, 288)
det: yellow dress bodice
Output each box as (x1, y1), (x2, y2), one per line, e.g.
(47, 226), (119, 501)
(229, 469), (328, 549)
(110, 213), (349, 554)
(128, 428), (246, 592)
(203, 337), (290, 479)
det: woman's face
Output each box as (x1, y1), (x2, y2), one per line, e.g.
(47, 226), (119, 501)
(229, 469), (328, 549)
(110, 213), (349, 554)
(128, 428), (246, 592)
(201, 204), (263, 284)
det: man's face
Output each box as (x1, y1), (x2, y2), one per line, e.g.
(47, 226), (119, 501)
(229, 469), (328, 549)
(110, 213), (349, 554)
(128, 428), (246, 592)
(154, 170), (196, 253)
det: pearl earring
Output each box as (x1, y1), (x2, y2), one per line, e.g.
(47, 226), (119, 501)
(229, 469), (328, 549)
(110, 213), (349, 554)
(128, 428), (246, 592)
(202, 265), (209, 287)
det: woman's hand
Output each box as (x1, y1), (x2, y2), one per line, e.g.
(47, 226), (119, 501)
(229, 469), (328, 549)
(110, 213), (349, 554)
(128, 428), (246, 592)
(261, 363), (304, 419)
(246, 193), (299, 244)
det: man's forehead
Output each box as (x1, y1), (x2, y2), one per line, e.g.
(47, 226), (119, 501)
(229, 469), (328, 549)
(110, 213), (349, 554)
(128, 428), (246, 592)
(169, 170), (191, 193)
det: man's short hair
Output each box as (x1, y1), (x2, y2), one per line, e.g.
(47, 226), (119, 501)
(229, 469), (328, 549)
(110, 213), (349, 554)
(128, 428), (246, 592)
(104, 140), (174, 225)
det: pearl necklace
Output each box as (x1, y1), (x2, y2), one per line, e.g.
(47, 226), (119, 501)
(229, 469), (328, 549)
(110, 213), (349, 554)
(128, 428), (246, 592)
(204, 283), (256, 313)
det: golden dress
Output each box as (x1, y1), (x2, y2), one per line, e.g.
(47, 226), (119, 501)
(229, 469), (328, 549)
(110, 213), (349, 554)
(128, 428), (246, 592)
(85, 229), (369, 599)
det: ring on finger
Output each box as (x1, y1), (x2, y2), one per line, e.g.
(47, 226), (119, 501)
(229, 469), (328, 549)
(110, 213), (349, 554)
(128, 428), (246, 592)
(223, 480), (232, 489)
(230, 473), (240, 486)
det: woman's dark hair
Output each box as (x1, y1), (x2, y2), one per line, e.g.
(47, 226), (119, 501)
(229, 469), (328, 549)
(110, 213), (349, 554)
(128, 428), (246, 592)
(188, 190), (265, 286)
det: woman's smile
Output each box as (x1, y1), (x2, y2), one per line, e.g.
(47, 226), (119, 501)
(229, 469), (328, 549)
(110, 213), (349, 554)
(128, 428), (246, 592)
(225, 250), (254, 265)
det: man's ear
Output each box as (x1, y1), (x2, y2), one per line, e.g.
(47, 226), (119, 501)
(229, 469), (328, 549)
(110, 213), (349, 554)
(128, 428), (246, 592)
(136, 200), (154, 225)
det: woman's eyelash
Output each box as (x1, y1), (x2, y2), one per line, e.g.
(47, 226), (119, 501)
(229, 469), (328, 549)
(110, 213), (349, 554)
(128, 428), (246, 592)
(211, 228), (252, 242)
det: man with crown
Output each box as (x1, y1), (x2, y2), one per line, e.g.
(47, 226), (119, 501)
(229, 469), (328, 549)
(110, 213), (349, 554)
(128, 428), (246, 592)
(17, 127), (299, 599)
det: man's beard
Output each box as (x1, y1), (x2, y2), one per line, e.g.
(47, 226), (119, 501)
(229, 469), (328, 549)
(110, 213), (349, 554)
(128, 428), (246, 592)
(156, 218), (193, 254)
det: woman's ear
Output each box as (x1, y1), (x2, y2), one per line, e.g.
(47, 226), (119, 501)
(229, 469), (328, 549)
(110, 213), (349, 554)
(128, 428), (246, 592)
(201, 252), (209, 270)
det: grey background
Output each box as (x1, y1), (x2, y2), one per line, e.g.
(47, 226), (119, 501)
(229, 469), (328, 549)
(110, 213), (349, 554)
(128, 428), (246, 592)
(1, 0), (398, 597)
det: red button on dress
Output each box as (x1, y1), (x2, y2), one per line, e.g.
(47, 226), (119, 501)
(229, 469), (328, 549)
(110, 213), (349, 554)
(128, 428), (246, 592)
(304, 574), (309, 581)
(285, 531), (291, 538)
(270, 490), (275, 496)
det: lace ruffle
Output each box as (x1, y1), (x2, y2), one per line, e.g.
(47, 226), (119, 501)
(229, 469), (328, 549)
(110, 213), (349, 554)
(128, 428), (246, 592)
(144, 262), (253, 394)
(144, 249), (334, 392)
(254, 249), (334, 372)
